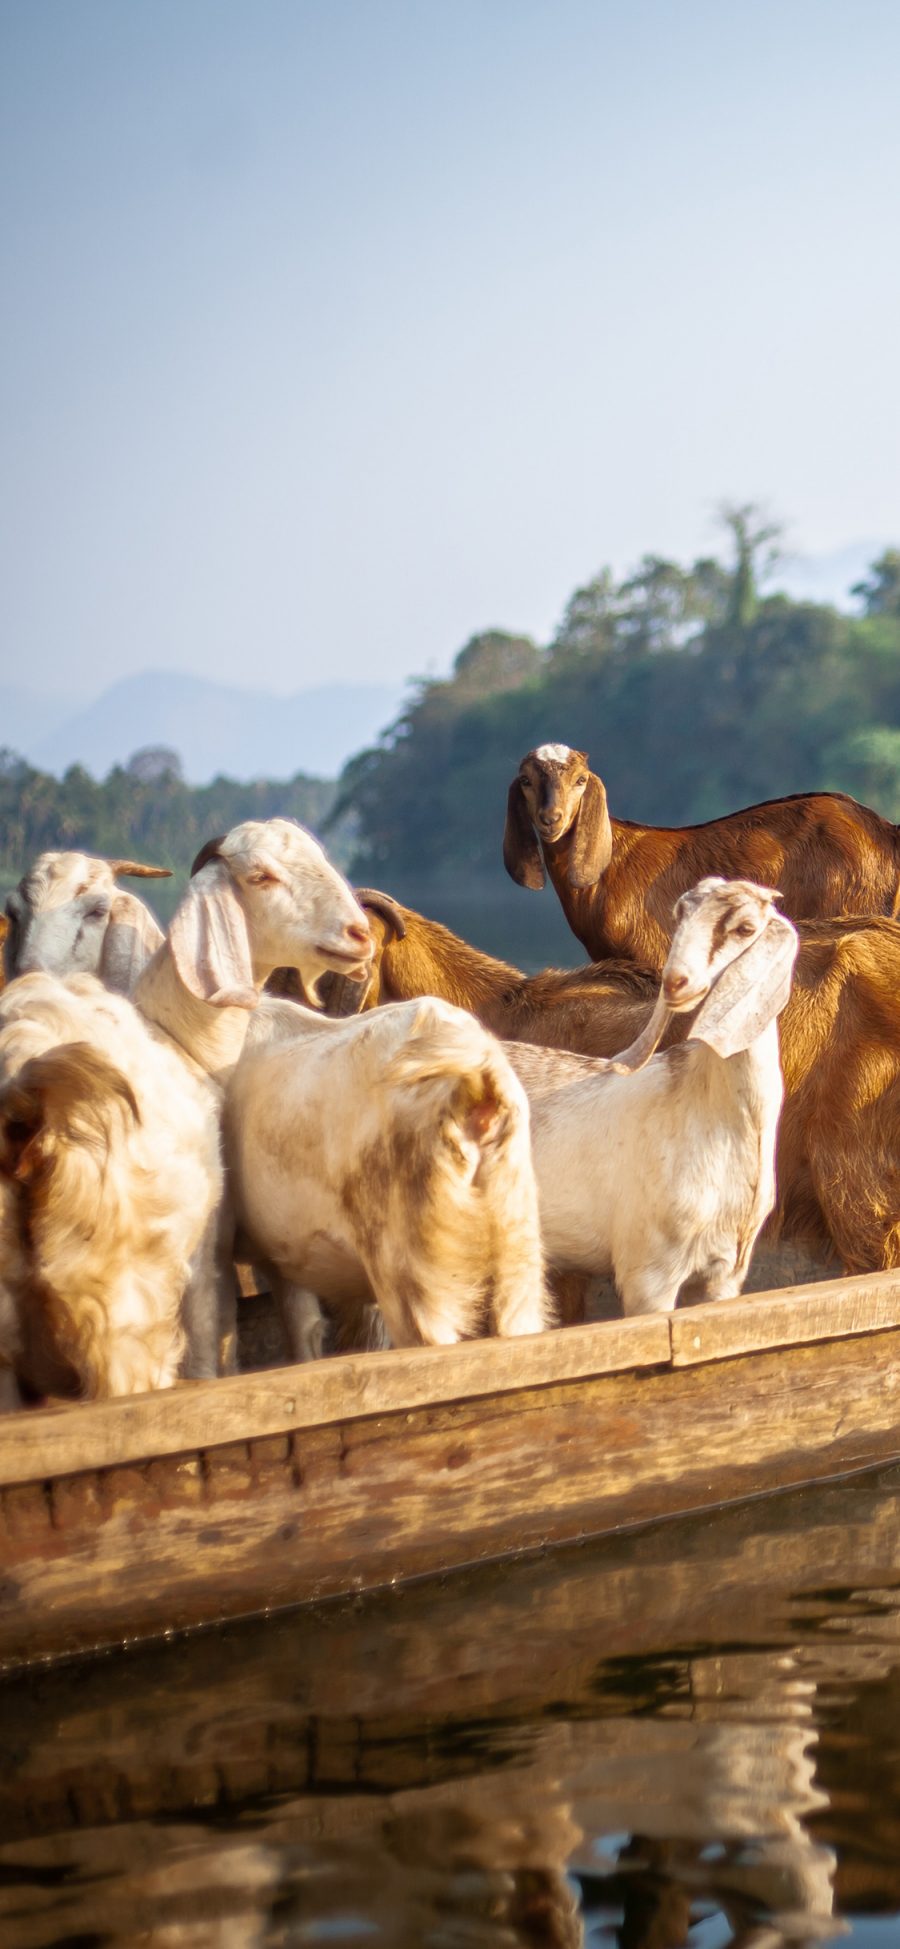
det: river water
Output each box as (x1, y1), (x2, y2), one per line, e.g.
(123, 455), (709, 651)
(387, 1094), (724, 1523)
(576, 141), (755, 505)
(2, 1460), (900, 1946)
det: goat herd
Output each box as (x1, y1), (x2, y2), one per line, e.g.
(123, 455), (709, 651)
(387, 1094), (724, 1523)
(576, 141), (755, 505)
(1, 741), (899, 1412)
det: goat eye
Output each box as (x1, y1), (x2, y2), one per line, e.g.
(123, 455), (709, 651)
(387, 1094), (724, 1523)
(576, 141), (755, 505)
(86, 907), (108, 922)
(248, 870), (278, 888)
(733, 922), (756, 938)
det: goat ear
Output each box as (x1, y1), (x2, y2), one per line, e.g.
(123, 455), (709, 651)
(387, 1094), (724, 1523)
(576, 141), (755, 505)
(689, 913), (798, 1058)
(99, 892), (165, 996)
(168, 864), (258, 1010)
(355, 888), (407, 943)
(568, 774), (612, 889)
(503, 780), (545, 890)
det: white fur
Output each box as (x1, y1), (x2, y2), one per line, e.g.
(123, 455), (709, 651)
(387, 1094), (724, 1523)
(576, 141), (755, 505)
(136, 821), (548, 1355)
(226, 996), (549, 1351)
(533, 743), (573, 764)
(5, 852), (165, 995)
(0, 973), (223, 1400)
(508, 879), (798, 1315)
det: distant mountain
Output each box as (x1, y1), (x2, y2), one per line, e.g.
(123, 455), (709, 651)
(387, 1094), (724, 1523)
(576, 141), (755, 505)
(23, 672), (407, 783)
(0, 684), (81, 760)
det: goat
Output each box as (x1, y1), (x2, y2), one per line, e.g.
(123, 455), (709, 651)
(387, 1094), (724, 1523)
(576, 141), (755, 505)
(0, 972), (223, 1403)
(504, 743), (900, 972)
(322, 890), (900, 1277)
(226, 995), (548, 1351)
(4, 851), (171, 995)
(135, 820), (548, 1355)
(313, 888), (664, 1054)
(503, 877), (798, 1314)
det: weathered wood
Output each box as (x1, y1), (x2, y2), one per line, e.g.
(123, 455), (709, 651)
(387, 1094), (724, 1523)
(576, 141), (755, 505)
(5, 1461), (900, 1843)
(5, 1271), (900, 1492)
(670, 1269), (900, 1365)
(3, 1322), (900, 1666)
(0, 1313), (670, 1489)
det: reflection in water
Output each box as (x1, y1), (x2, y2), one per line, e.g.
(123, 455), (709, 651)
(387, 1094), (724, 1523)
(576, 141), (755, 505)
(3, 1468), (900, 1945)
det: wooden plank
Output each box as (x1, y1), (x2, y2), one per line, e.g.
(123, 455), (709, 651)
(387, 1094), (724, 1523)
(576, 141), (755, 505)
(0, 1313), (670, 1490)
(670, 1269), (900, 1366)
(3, 1325), (900, 1666)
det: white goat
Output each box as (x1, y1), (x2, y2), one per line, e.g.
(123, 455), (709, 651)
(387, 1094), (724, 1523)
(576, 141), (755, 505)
(507, 878), (798, 1315)
(0, 972), (223, 1403)
(4, 851), (170, 995)
(134, 820), (549, 1354)
(226, 996), (548, 1350)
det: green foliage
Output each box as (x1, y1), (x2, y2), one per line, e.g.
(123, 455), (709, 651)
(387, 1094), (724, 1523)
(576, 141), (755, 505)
(0, 758), (341, 922)
(4, 524), (900, 972)
(333, 534), (900, 961)
(853, 549), (900, 619)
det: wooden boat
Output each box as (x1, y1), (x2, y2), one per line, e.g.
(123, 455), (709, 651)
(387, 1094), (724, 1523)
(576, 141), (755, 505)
(2, 1266), (900, 1669)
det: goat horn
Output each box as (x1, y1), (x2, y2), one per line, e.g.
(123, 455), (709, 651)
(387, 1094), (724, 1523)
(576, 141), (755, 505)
(107, 859), (172, 879)
(604, 987), (673, 1075)
(354, 888), (407, 942)
(190, 836), (227, 877)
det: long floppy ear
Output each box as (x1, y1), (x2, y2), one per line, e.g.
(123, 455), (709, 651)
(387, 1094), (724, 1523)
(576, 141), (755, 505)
(99, 891), (165, 996)
(568, 773), (613, 889)
(355, 888), (407, 943)
(108, 859), (172, 880)
(503, 780), (545, 890)
(168, 863), (258, 1010)
(689, 912), (799, 1058)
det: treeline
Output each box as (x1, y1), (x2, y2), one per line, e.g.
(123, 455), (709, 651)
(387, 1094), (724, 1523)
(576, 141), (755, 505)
(3, 517), (899, 967)
(330, 519), (900, 962)
(0, 754), (340, 920)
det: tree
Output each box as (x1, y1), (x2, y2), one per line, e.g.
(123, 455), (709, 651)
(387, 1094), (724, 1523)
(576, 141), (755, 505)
(451, 631), (541, 697)
(126, 746), (185, 783)
(548, 569), (618, 663)
(718, 502), (783, 627)
(852, 549), (900, 619)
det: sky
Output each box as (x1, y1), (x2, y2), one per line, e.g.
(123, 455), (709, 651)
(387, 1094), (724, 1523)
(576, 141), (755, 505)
(2, 0), (899, 706)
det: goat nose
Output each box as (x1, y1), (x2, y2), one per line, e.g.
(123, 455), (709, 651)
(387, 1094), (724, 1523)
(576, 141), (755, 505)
(345, 922), (371, 951)
(664, 972), (690, 999)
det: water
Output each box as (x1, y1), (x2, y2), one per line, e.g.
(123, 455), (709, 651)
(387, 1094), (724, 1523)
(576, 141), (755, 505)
(2, 1462), (900, 1946)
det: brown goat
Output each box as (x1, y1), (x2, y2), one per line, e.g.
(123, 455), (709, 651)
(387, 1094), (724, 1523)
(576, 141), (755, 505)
(503, 744), (900, 972)
(316, 890), (659, 1054)
(324, 893), (900, 1277)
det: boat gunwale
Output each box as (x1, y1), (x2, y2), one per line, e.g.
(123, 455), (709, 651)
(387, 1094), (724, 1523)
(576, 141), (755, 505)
(2, 1268), (900, 1491)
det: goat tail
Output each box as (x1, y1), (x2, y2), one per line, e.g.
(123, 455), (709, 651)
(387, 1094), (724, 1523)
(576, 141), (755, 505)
(0, 1041), (140, 1182)
(385, 1001), (523, 1149)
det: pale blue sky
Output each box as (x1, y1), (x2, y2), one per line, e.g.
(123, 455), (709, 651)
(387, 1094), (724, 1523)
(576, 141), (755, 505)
(2, 0), (898, 701)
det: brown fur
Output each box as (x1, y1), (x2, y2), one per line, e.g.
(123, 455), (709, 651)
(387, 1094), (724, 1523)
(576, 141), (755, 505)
(329, 895), (900, 1277)
(505, 747), (900, 973)
(324, 897), (659, 1054)
(0, 1043), (144, 1399)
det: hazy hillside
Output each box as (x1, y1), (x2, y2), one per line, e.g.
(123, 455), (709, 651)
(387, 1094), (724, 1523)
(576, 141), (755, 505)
(12, 673), (406, 784)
